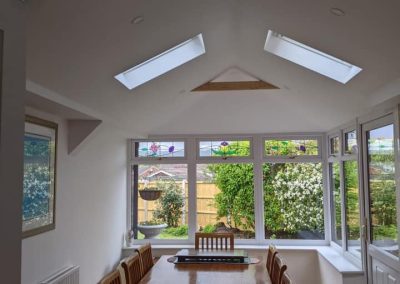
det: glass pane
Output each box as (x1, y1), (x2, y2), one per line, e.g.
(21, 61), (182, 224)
(133, 164), (188, 240)
(264, 139), (319, 156)
(135, 141), (185, 158)
(196, 164), (255, 239)
(264, 163), (324, 240)
(367, 124), (398, 257)
(344, 160), (361, 258)
(331, 162), (342, 245)
(330, 136), (340, 155)
(345, 130), (357, 154)
(199, 140), (251, 158)
(23, 131), (56, 231)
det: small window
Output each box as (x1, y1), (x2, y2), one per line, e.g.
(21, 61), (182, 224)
(330, 162), (342, 246)
(344, 130), (357, 154)
(134, 141), (185, 158)
(330, 136), (340, 155)
(264, 139), (319, 157)
(199, 140), (251, 158)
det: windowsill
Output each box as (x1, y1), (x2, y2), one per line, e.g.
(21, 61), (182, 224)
(122, 244), (363, 275)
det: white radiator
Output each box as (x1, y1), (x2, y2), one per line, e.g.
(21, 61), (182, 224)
(40, 266), (79, 284)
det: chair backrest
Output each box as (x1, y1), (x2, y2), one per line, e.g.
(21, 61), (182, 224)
(135, 243), (154, 277)
(280, 270), (293, 284)
(266, 245), (277, 276)
(99, 269), (122, 284)
(271, 254), (287, 284)
(121, 253), (143, 284)
(195, 232), (234, 250)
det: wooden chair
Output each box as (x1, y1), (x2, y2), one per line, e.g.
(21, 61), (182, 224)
(135, 243), (154, 277)
(121, 253), (143, 284)
(195, 232), (234, 250)
(271, 254), (287, 284)
(99, 269), (122, 284)
(280, 270), (293, 284)
(266, 245), (277, 277)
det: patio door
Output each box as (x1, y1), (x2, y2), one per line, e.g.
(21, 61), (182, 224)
(362, 114), (400, 284)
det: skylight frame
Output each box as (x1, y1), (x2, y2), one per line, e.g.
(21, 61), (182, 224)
(264, 30), (362, 84)
(115, 34), (205, 90)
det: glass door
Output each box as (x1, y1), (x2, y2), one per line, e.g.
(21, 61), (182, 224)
(362, 115), (399, 283)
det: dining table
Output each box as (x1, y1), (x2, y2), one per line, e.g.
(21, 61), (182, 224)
(138, 251), (272, 284)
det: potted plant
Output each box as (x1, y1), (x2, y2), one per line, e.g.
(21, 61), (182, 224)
(139, 187), (163, 201)
(137, 219), (167, 239)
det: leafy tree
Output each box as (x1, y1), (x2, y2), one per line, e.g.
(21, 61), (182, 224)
(153, 180), (185, 228)
(210, 163), (255, 230)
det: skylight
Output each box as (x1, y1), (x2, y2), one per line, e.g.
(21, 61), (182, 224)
(264, 30), (362, 84)
(115, 34), (205, 90)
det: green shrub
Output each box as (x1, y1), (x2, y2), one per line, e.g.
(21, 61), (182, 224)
(202, 224), (216, 233)
(153, 179), (185, 228)
(164, 225), (188, 236)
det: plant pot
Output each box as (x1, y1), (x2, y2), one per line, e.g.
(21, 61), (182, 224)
(139, 190), (162, 201)
(138, 223), (167, 239)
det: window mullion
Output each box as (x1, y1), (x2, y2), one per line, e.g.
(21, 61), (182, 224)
(253, 135), (264, 243)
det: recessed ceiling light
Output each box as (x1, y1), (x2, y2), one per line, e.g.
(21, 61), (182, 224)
(115, 34), (206, 90)
(330, 8), (345, 16)
(264, 30), (362, 84)
(131, 16), (144, 25)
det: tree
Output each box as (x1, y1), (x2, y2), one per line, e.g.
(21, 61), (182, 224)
(210, 163), (255, 230)
(153, 180), (185, 228)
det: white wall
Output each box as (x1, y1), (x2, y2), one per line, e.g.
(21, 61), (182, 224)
(0, 1), (26, 283)
(21, 108), (127, 284)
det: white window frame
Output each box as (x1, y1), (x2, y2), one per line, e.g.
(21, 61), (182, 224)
(128, 133), (327, 246)
(327, 122), (364, 268)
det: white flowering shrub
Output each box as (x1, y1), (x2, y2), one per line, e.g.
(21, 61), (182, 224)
(271, 163), (324, 233)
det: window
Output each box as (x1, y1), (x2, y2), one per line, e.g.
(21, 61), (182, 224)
(134, 141), (185, 158)
(115, 34), (205, 90)
(344, 130), (357, 154)
(196, 164), (255, 239)
(264, 139), (319, 157)
(344, 160), (361, 258)
(132, 164), (188, 240)
(264, 163), (324, 240)
(264, 30), (362, 84)
(330, 162), (342, 245)
(330, 136), (340, 155)
(129, 135), (325, 245)
(198, 140), (251, 158)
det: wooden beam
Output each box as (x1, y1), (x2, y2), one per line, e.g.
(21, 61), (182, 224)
(192, 81), (279, 92)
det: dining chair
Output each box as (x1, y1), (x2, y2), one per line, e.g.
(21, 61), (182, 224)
(266, 245), (277, 277)
(280, 270), (293, 284)
(195, 232), (234, 250)
(271, 254), (287, 284)
(99, 269), (122, 284)
(135, 243), (154, 277)
(121, 253), (143, 284)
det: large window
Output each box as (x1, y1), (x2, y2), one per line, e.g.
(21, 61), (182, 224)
(264, 163), (324, 240)
(196, 164), (255, 239)
(132, 164), (188, 240)
(129, 135), (324, 244)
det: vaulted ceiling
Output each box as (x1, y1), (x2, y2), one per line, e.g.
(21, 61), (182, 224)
(26, 0), (400, 135)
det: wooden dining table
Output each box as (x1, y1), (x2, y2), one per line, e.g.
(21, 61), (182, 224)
(138, 251), (272, 284)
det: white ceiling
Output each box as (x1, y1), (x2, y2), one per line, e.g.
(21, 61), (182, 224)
(26, 0), (400, 136)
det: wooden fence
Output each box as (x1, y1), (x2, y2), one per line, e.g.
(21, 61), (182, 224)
(138, 181), (227, 228)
